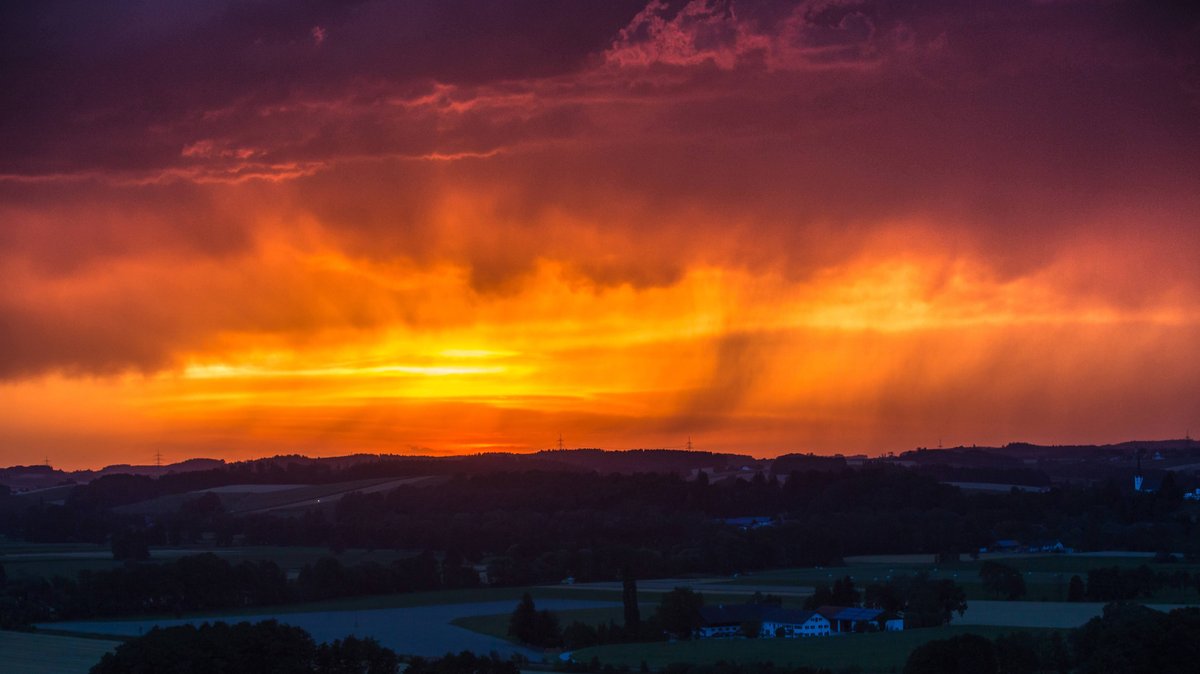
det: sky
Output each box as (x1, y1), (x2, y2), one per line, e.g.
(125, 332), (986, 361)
(2, 0), (1199, 469)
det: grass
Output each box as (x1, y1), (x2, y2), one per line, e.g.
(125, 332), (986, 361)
(714, 555), (1200, 604)
(0, 630), (121, 674)
(196, 545), (418, 572)
(452, 606), (652, 641)
(111, 476), (443, 517)
(0, 544), (427, 580)
(572, 626), (1068, 672)
(49, 585), (625, 624)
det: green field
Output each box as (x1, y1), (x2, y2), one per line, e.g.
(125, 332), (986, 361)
(0, 543), (425, 581)
(452, 605), (654, 641)
(50, 585), (625, 624)
(0, 630), (121, 674)
(573, 626), (1066, 672)
(714, 555), (1200, 604)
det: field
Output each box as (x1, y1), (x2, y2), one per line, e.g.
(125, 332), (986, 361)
(572, 626), (1066, 672)
(0, 542), (427, 581)
(42, 598), (620, 661)
(113, 476), (443, 516)
(14, 545), (1200, 671)
(710, 553), (1200, 604)
(451, 605), (654, 640)
(0, 630), (120, 674)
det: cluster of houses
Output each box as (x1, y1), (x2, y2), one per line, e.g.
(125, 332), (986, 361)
(696, 604), (903, 639)
(980, 539), (1073, 555)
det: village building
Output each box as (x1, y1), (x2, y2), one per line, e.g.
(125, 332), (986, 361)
(697, 605), (831, 639)
(816, 606), (903, 633)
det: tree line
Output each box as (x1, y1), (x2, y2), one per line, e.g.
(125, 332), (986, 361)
(90, 620), (399, 674)
(506, 574), (966, 651)
(903, 603), (1200, 674)
(0, 551), (476, 627)
(4, 465), (1199, 607)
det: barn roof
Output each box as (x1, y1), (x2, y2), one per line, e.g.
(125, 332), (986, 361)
(816, 606), (883, 622)
(700, 605), (823, 626)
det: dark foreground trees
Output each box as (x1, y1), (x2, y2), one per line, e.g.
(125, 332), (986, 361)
(904, 633), (998, 674)
(656, 587), (705, 639)
(804, 575), (860, 610)
(979, 561), (1026, 600)
(507, 593), (562, 647)
(90, 620), (398, 674)
(903, 603), (1200, 674)
(405, 652), (518, 674)
(864, 573), (967, 628)
(1073, 603), (1200, 673)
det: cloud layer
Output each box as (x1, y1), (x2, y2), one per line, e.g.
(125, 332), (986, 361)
(2, 0), (1199, 467)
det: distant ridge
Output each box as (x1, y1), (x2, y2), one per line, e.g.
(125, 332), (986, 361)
(900, 438), (1200, 461)
(532, 448), (760, 474)
(3, 439), (1199, 493)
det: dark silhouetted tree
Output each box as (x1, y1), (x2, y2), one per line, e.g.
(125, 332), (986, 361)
(622, 566), (641, 638)
(508, 593), (538, 644)
(980, 561), (1026, 599)
(994, 631), (1040, 674)
(904, 633), (998, 674)
(506, 593), (560, 647)
(656, 587), (704, 639)
(313, 635), (399, 674)
(110, 529), (149, 561)
(405, 652), (517, 674)
(90, 621), (321, 674)
(831, 575), (861, 605)
(562, 621), (598, 649)
(1068, 575), (1086, 602)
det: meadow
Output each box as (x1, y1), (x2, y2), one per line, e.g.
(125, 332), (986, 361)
(711, 553), (1200, 603)
(451, 605), (653, 641)
(0, 630), (121, 674)
(571, 625), (1067, 672)
(0, 541), (421, 581)
(42, 599), (621, 661)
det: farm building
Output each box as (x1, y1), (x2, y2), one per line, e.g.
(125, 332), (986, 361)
(816, 606), (903, 633)
(697, 605), (831, 639)
(719, 516), (776, 529)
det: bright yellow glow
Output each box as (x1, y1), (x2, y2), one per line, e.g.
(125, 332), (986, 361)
(3, 216), (1198, 469)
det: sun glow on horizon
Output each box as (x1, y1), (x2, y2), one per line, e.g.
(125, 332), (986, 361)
(2, 0), (1198, 470)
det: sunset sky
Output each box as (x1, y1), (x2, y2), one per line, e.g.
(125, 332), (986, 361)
(2, 1), (1199, 469)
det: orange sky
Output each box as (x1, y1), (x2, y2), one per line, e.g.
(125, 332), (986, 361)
(3, 1), (1199, 469)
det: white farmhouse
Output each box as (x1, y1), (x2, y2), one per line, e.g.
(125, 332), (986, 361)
(697, 605), (831, 639)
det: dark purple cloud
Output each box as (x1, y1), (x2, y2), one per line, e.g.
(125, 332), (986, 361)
(0, 0), (1198, 380)
(0, 0), (647, 173)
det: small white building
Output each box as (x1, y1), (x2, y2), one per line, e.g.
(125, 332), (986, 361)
(697, 605), (831, 639)
(763, 611), (831, 638)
